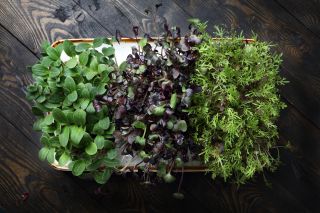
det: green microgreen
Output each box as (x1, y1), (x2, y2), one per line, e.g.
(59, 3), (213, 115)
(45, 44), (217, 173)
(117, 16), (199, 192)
(26, 38), (118, 184)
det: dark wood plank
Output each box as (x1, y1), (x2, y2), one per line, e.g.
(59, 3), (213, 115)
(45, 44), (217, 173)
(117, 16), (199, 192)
(0, 0), (112, 56)
(275, 0), (320, 37)
(173, 0), (320, 128)
(0, 26), (38, 144)
(76, 0), (191, 36)
(273, 103), (320, 212)
(0, 115), (107, 212)
(72, 174), (214, 213)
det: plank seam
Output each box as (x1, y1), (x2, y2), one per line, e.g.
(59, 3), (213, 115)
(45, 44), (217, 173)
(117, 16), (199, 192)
(282, 96), (320, 130)
(273, 0), (320, 40)
(0, 112), (39, 148)
(172, 0), (194, 18)
(0, 23), (39, 59)
(72, 0), (113, 36)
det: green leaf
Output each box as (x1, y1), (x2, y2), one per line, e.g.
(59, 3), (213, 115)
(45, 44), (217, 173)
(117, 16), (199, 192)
(127, 86), (134, 99)
(67, 90), (78, 103)
(98, 117), (110, 130)
(174, 120), (187, 132)
(36, 95), (46, 103)
(94, 135), (105, 149)
(32, 106), (44, 116)
(47, 148), (55, 164)
(55, 43), (64, 55)
(135, 136), (146, 146)
(49, 67), (61, 78)
(59, 126), (70, 147)
(66, 57), (78, 69)
(157, 162), (166, 177)
(94, 169), (112, 184)
(151, 105), (165, 116)
(80, 87), (90, 99)
(132, 120), (146, 130)
(102, 47), (115, 57)
(105, 124), (115, 134)
(42, 114), (54, 126)
(33, 118), (44, 131)
(93, 37), (106, 48)
(170, 93), (177, 109)
(49, 136), (59, 145)
(86, 159), (103, 171)
(86, 102), (95, 113)
(59, 152), (71, 166)
(89, 57), (99, 71)
(73, 109), (86, 126)
(148, 134), (159, 140)
(63, 40), (76, 57)
(119, 61), (127, 72)
(46, 46), (60, 60)
(41, 41), (51, 53)
(52, 108), (67, 123)
(94, 83), (107, 95)
(81, 132), (93, 144)
(98, 64), (108, 73)
(53, 59), (62, 67)
(139, 150), (149, 159)
(70, 126), (85, 145)
(79, 51), (89, 66)
(136, 65), (146, 74)
(103, 158), (119, 168)
(64, 76), (76, 92)
(104, 139), (113, 149)
(32, 64), (48, 76)
(39, 147), (49, 161)
(187, 18), (200, 25)
(138, 38), (148, 48)
(85, 70), (98, 80)
(72, 160), (86, 176)
(85, 142), (97, 155)
(75, 43), (91, 52)
(63, 98), (73, 107)
(80, 99), (90, 110)
(107, 149), (117, 160)
(41, 56), (54, 67)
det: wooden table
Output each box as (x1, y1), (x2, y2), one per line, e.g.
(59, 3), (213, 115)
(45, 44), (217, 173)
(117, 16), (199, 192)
(0, 0), (319, 212)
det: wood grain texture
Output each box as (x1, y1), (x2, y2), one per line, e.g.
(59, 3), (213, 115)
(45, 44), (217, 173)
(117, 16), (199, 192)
(0, 25), (39, 144)
(173, 0), (320, 128)
(275, 0), (320, 37)
(76, 0), (191, 36)
(73, 174), (214, 213)
(0, 0), (111, 56)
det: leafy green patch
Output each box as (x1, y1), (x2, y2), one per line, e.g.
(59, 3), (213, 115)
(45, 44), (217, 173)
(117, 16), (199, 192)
(26, 39), (118, 184)
(188, 22), (288, 184)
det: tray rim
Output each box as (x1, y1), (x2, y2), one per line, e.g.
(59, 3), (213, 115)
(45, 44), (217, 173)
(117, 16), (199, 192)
(51, 37), (255, 47)
(49, 37), (254, 173)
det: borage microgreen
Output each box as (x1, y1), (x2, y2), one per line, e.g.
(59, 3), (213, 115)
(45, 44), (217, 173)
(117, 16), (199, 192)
(27, 37), (118, 184)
